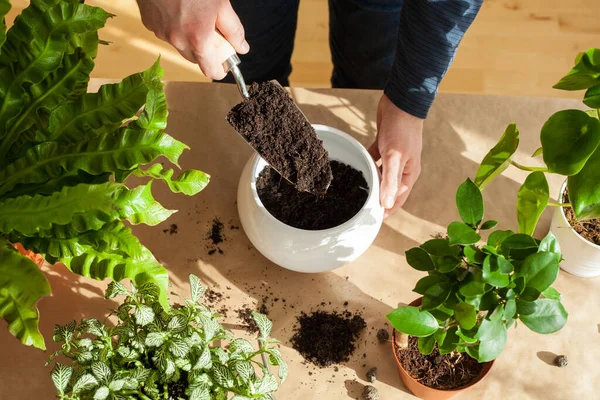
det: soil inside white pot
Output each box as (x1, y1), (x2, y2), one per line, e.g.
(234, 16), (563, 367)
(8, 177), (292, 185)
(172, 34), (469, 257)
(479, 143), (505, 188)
(562, 190), (600, 246)
(256, 160), (369, 230)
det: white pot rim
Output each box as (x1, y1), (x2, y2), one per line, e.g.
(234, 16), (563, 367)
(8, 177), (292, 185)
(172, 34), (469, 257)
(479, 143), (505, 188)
(249, 124), (380, 234)
(557, 179), (600, 250)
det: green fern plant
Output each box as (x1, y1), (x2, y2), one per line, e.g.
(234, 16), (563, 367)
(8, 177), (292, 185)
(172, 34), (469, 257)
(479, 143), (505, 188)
(49, 275), (287, 400)
(0, 0), (209, 350)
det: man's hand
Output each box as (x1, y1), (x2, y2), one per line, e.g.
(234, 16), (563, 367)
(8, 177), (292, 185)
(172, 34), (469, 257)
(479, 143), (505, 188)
(136, 0), (249, 80)
(368, 94), (423, 218)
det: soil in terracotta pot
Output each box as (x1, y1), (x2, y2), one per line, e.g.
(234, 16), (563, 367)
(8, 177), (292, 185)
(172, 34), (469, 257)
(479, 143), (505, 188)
(563, 190), (600, 245)
(256, 160), (368, 230)
(290, 310), (366, 367)
(397, 336), (484, 390)
(227, 81), (332, 196)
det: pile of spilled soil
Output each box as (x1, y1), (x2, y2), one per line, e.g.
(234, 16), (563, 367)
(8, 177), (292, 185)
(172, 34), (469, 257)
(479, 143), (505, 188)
(257, 160), (368, 230)
(563, 190), (600, 245)
(290, 310), (366, 367)
(226, 81), (332, 196)
(206, 218), (225, 255)
(397, 336), (484, 390)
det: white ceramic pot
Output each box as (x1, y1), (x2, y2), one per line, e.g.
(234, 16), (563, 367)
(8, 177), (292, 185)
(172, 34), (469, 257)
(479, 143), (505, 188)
(237, 124), (384, 273)
(549, 181), (600, 278)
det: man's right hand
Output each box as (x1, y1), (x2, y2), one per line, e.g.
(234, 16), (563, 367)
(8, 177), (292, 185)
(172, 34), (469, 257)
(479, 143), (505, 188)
(136, 0), (249, 80)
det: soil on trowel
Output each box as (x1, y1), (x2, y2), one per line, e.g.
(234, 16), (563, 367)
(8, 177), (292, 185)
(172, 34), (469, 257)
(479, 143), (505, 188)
(290, 310), (366, 367)
(396, 336), (484, 390)
(563, 189), (600, 245)
(226, 81), (332, 196)
(256, 160), (368, 230)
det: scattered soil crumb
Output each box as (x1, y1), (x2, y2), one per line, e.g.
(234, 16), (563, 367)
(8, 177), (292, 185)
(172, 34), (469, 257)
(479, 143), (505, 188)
(366, 367), (377, 383)
(554, 355), (568, 367)
(397, 336), (484, 390)
(362, 385), (379, 400)
(290, 310), (366, 367)
(204, 289), (223, 305)
(206, 218), (226, 255)
(377, 329), (390, 344)
(163, 224), (178, 235)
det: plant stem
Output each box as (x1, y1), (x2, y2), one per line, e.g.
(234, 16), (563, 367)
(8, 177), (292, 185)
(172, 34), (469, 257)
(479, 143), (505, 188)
(510, 160), (548, 172)
(548, 202), (571, 207)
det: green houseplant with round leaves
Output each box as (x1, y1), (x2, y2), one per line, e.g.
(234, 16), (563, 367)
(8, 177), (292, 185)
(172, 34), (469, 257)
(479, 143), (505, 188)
(48, 274), (287, 400)
(0, 0), (209, 350)
(387, 178), (568, 363)
(475, 48), (600, 233)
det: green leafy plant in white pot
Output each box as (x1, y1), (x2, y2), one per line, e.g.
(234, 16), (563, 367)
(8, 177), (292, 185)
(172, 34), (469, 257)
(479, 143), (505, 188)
(48, 275), (287, 400)
(0, 0), (209, 350)
(474, 47), (600, 277)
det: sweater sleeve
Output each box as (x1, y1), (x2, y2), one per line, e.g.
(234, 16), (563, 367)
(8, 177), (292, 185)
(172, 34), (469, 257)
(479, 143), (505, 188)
(384, 0), (483, 119)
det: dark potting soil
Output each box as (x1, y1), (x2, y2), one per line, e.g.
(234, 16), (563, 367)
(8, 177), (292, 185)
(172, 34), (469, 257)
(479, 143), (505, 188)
(290, 311), (366, 367)
(236, 302), (269, 333)
(562, 190), (600, 245)
(397, 336), (484, 390)
(256, 160), (369, 230)
(167, 373), (188, 400)
(209, 218), (225, 245)
(226, 81), (332, 196)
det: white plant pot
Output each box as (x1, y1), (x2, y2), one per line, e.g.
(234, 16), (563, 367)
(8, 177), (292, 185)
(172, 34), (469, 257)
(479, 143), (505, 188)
(549, 181), (600, 278)
(237, 124), (384, 273)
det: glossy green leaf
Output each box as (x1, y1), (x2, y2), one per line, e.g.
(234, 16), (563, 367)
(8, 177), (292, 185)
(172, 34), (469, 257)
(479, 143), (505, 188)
(482, 255), (509, 288)
(456, 178), (484, 227)
(0, 0), (11, 49)
(0, 182), (174, 236)
(420, 239), (460, 257)
(517, 172), (549, 235)
(413, 276), (443, 295)
(133, 164), (210, 196)
(0, 238), (51, 349)
(480, 220), (498, 230)
(405, 247), (435, 271)
(500, 233), (538, 256)
(459, 273), (486, 297)
(475, 123), (520, 190)
(437, 256), (460, 273)
(464, 245), (485, 264)
(421, 283), (452, 310)
(478, 324), (507, 362)
(541, 110), (600, 176)
(457, 327), (478, 344)
(584, 84), (600, 108)
(496, 255), (514, 274)
(504, 299), (517, 320)
(519, 299), (568, 334)
(567, 146), (600, 219)
(516, 299), (537, 315)
(553, 48), (600, 91)
(454, 303), (477, 330)
(487, 230), (514, 248)
(538, 231), (562, 262)
(476, 317), (504, 341)
(417, 335), (436, 355)
(516, 252), (560, 293)
(532, 147), (543, 157)
(438, 327), (459, 354)
(448, 222), (481, 246)
(386, 306), (439, 337)
(480, 291), (499, 311)
(542, 287), (562, 301)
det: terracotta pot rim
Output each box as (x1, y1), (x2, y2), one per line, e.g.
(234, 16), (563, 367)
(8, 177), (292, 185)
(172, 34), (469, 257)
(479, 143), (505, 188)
(390, 297), (495, 394)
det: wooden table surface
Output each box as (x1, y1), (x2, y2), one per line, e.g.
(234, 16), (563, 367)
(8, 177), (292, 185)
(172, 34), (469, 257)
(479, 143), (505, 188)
(1, 81), (598, 400)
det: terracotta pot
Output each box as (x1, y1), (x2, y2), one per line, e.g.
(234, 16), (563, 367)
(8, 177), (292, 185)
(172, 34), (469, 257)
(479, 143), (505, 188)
(12, 242), (45, 267)
(391, 298), (495, 400)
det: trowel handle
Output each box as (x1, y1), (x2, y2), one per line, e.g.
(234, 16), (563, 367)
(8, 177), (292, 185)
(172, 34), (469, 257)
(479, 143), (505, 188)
(215, 30), (250, 99)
